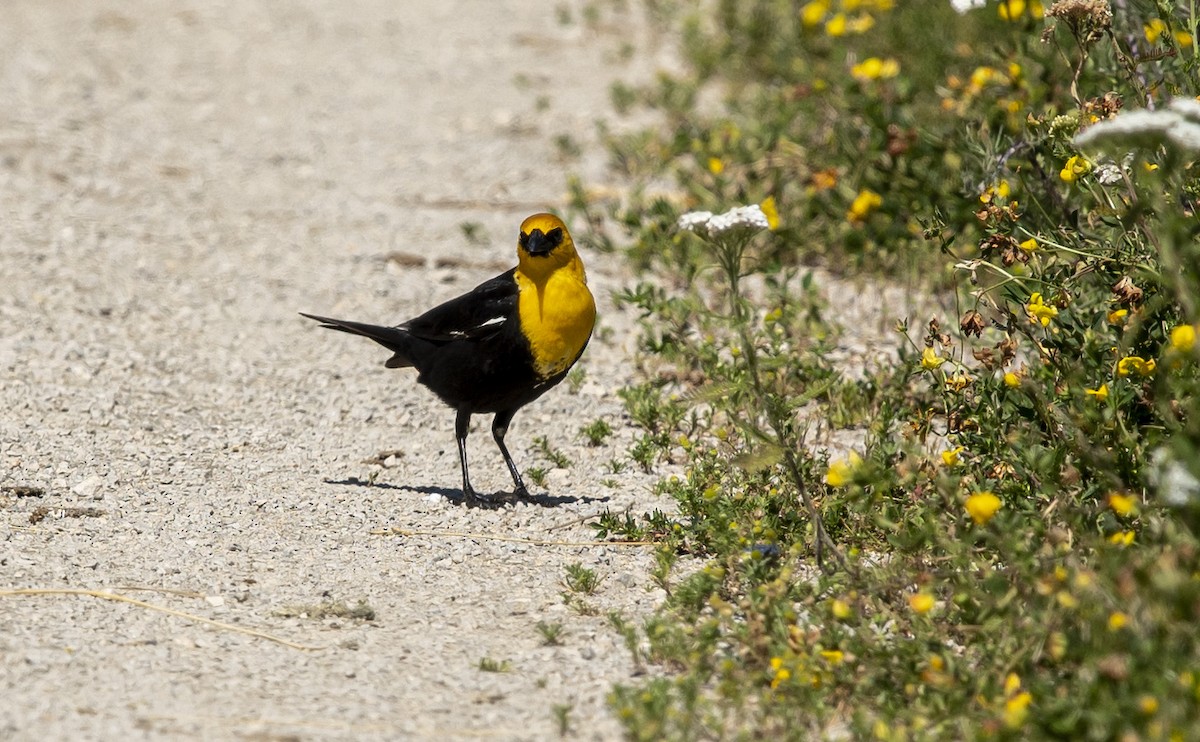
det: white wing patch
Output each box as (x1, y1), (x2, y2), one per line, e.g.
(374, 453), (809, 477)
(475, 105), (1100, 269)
(446, 315), (506, 339)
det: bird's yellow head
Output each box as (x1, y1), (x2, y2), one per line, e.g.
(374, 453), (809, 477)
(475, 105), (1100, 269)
(516, 213), (584, 281)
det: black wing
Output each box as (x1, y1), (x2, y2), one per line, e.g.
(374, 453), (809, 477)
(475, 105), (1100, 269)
(401, 268), (519, 343)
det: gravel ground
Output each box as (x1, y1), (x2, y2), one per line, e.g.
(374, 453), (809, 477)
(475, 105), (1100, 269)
(0, 2), (674, 739)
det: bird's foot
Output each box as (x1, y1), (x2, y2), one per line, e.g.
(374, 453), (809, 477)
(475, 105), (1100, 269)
(511, 485), (532, 500)
(462, 488), (501, 510)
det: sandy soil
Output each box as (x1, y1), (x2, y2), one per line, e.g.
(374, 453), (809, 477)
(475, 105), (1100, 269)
(0, 2), (675, 739)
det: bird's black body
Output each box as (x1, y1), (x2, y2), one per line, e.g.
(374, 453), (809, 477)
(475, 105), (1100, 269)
(302, 270), (570, 415)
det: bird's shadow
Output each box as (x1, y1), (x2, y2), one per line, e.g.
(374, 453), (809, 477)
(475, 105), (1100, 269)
(322, 477), (609, 509)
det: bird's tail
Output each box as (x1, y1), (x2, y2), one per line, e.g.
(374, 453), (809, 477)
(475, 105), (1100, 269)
(299, 312), (414, 368)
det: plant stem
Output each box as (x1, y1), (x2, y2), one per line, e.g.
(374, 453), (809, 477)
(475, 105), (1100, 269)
(718, 234), (846, 572)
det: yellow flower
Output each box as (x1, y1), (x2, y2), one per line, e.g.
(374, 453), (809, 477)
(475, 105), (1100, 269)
(1004, 691), (1033, 728)
(825, 12), (847, 36)
(1026, 292), (1058, 327)
(825, 452), (863, 487)
(1146, 19), (1168, 43)
(1004, 371), (1022, 388)
(847, 188), (882, 222)
(760, 195), (780, 230)
(1085, 383), (1108, 401)
(1170, 324), (1197, 353)
(1019, 237), (1039, 253)
(1108, 611), (1129, 630)
(820, 649), (845, 665)
(1004, 673), (1022, 696)
(1108, 530), (1134, 546)
(769, 656), (792, 688)
(1108, 492), (1138, 518)
(969, 66), (1000, 93)
(800, 0), (828, 27)
(1144, 19), (1189, 46)
(1060, 155), (1092, 183)
(920, 346), (946, 370)
(945, 373), (971, 392)
(980, 180), (1011, 203)
(1107, 308), (1128, 325)
(965, 491), (1002, 525)
(1139, 696), (1159, 715)
(998, 0), (1025, 20)
(708, 157), (725, 175)
(998, 0), (1043, 21)
(1117, 356), (1156, 377)
(1047, 630), (1067, 660)
(941, 446), (964, 467)
(831, 598), (853, 619)
(851, 57), (900, 82)
(908, 593), (935, 614)
(847, 13), (876, 33)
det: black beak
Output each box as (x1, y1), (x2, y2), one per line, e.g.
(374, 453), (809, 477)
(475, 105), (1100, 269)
(519, 227), (564, 257)
(524, 230), (553, 256)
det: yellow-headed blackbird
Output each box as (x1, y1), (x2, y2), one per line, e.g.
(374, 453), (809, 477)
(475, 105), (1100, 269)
(302, 213), (596, 506)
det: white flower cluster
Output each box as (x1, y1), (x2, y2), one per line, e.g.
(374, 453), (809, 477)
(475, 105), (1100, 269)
(677, 204), (769, 237)
(1074, 98), (1200, 154)
(1093, 162), (1124, 185)
(1151, 448), (1200, 507)
(950, 0), (986, 12)
(677, 211), (714, 233)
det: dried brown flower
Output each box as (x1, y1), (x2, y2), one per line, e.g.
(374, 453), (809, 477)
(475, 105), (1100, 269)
(973, 347), (997, 368)
(960, 310), (986, 337)
(926, 318), (952, 348)
(980, 234), (1028, 266)
(1083, 91), (1122, 121)
(976, 202), (1022, 226)
(1112, 276), (1144, 304)
(886, 124), (915, 157)
(997, 336), (1019, 366)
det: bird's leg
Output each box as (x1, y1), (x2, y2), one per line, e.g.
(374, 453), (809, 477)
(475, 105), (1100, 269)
(492, 409), (529, 498)
(455, 410), (489, 507)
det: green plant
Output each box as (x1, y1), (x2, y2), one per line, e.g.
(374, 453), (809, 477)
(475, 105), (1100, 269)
(526, 466), (548, 488)
(628, 434), (662, 474)
(562, 562), (602, 594)
(536, 620), (565, 646)
(567, 366), (587, 392)
(459, 220), (487, 246)
(552, 703), (573, 737)
(478, 657), (511, 673)
(580, 418), (613, 446)
(591, 0), (1200, 738)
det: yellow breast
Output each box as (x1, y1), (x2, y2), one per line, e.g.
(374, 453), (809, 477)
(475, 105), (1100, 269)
(516, 268), (596, 379)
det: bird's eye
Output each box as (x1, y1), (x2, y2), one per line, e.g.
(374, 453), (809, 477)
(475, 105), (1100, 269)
(546, 228), (564, 248)
(518, 231), (530, 249)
